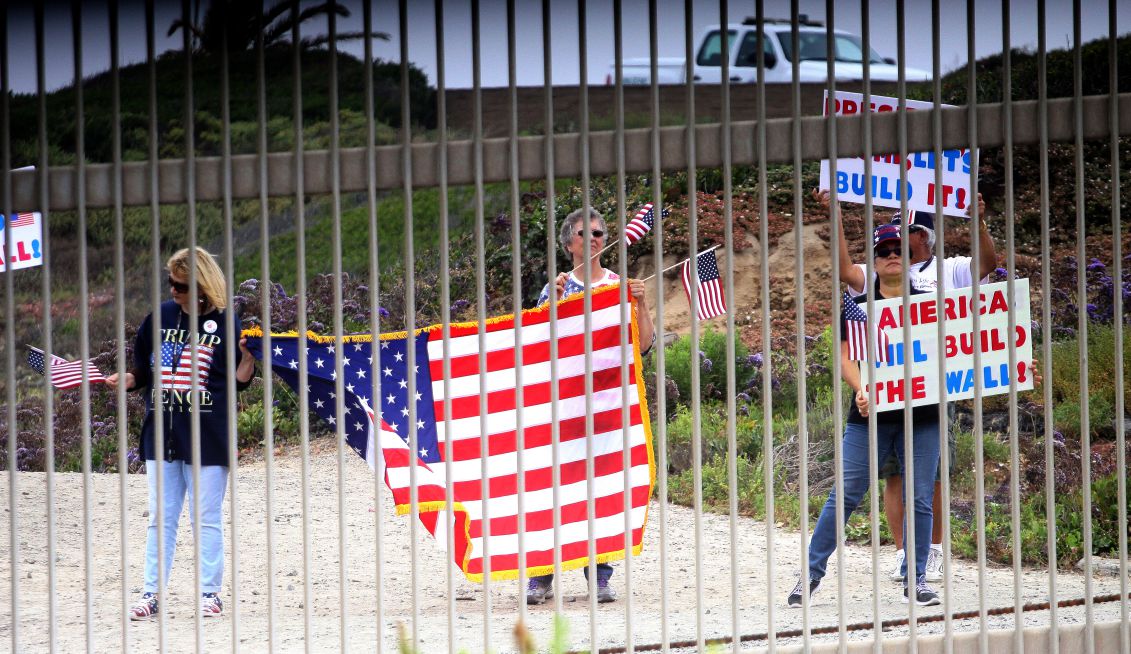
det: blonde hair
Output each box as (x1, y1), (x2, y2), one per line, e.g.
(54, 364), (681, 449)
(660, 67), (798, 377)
(167, 247), (227, 311)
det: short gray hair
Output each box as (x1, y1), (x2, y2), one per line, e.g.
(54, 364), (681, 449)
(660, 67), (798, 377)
(558, 207), (607, 257)
(912, 225), (936, 250)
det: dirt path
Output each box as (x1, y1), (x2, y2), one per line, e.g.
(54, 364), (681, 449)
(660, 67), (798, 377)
(1, 449), (1125, 653)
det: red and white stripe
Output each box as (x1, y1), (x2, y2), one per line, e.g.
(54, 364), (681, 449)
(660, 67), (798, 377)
(46, 356), (106, 389)
(622, 203), (653, 246)
(7, 212), (36, 228)
(360, 398), (473, 570)
(422, 284), (652, 581)
(161, 346), (214, 390)
(846, 320), (869, 362)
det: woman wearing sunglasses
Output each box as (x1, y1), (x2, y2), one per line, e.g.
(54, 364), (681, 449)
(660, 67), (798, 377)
(787, 224), (943, 609)
(527, 207), (656, 605)
(107, 247), (256, 621)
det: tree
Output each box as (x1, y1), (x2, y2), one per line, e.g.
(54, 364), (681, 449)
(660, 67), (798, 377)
(168, 0), (389, 55)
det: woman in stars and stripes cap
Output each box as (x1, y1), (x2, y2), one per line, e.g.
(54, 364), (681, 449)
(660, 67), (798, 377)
(786, 223), (944, 609)
(106, 247), (257, 622)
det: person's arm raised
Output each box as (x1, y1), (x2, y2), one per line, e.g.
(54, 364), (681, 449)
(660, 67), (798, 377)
(967, 192), (997, 280)
(816, 189), (865, 294)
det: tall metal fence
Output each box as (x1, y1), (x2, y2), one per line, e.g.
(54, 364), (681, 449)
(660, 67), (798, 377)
(1, 0), (1128, 652)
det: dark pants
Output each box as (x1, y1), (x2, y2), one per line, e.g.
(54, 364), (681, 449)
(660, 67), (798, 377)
(532, 563), (613, 585)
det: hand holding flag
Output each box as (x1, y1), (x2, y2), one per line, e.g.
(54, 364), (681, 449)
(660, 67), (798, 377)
(26, 345), (106, 390)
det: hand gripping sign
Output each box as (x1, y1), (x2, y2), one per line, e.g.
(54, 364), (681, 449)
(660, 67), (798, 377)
(0, 212), (44, 272)
(819, 90), (976, 218)
(860, 280), (1034, 412)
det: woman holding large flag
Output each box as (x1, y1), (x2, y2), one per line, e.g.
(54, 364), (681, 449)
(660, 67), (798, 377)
(528, 206), (656, 605)
(106, 247), (256, 620)
(787, 224), (943, 609)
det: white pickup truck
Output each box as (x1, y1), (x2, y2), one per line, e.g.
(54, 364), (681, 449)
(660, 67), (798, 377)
(606, 16), (931, 85)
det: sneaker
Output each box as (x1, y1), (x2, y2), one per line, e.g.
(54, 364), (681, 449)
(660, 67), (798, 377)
(128, 592), (158, 621)
(596, 578), (617, 603)
(526, 579), (552, 605)
(200, 592), (223, 618)
(889, 549), (906, 582)
(903, 577), (941, 606)
(925, 547), (943, 582)
(786, 577), (820, 608)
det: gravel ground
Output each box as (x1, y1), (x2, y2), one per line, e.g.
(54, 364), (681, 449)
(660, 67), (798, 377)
(1, 448), (1127, 653)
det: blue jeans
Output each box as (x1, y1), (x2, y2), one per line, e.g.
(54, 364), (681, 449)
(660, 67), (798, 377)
(143, 460), (229, 593)
(807, 420), (940, 583)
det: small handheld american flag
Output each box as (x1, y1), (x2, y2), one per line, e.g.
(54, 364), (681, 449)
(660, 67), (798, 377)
(26, 345), (106, 390)
(622, 203), (668, 246)
(842, 292), (889, 363)
(681, 249), (727, 320)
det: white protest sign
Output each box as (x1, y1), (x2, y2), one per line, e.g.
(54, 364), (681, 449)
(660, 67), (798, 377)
(860, 279), (1034, 412)
(819, 90), (976, 218)
(0, 212), (44, 272)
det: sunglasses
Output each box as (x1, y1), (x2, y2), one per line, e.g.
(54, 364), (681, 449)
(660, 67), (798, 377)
(167, 276), (191, 293)
(577, 229), (605, 239)
(875, 246), (902, 259)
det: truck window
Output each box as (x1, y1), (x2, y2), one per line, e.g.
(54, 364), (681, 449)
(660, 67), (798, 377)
(696, 29), (737, 67)
(735, 31), (777, 68)
(833, 35), (885, 64)
(776, 32), (830, 62)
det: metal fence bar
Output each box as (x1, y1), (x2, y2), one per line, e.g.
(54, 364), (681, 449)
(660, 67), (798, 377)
(858, 1), (883, 649)
(1001, 2), (1026, 651)
(506, 0), (529, 634)
(1072, 2), (1096, 652)
(69, 2), (100, 648)
(1110, 2), (1130, 653)
(363, 0), (388, 646)
(1110, 1), (1130, 651)
(680, 0), (706, 651)
(824, 2), (849, 651)
(470, 2), (493, 649)
(540, 0), (566, 622)
(143, 0), (171, 646)
(610, 1), (635, 651)
(754, 0), (776, 649)
(291, 0), (310, 648)
(1, 3), (17, 651)
(326, 3), (353, 649)
(430, 1), (453, 651)
(789, 1), (814, 647)
(108, 1), (131, 649)
(718, 2), (741, 653)
(217, 8), (241, 651)
(646, 0), (670, 649)
(32, 2), (60, 649)
(1037, 1), (1061, 651)
(931, 0), (955, 650)
(965, 0), (990, 648)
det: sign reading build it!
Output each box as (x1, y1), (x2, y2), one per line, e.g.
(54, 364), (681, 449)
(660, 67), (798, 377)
(818, 90), (976, 218)
(0, 212), (44, 272)
(862, 280), (1034, 412)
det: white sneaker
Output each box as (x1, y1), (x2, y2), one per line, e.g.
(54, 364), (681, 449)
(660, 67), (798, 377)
(925, 547), (943, 582)
(889, 549), (906, 582)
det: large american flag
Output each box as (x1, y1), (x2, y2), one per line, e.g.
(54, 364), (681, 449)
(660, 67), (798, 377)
(244, 284), (654, 581)
(623, 203), (655, 246)
(681, 248), (727, 320)
(842, 291), (889, 363)
(159, 340), (214, 390)
(26, 345), (106, 389)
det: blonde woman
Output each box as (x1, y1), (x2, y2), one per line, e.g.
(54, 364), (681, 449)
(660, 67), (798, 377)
(107, 247), (255, 620)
